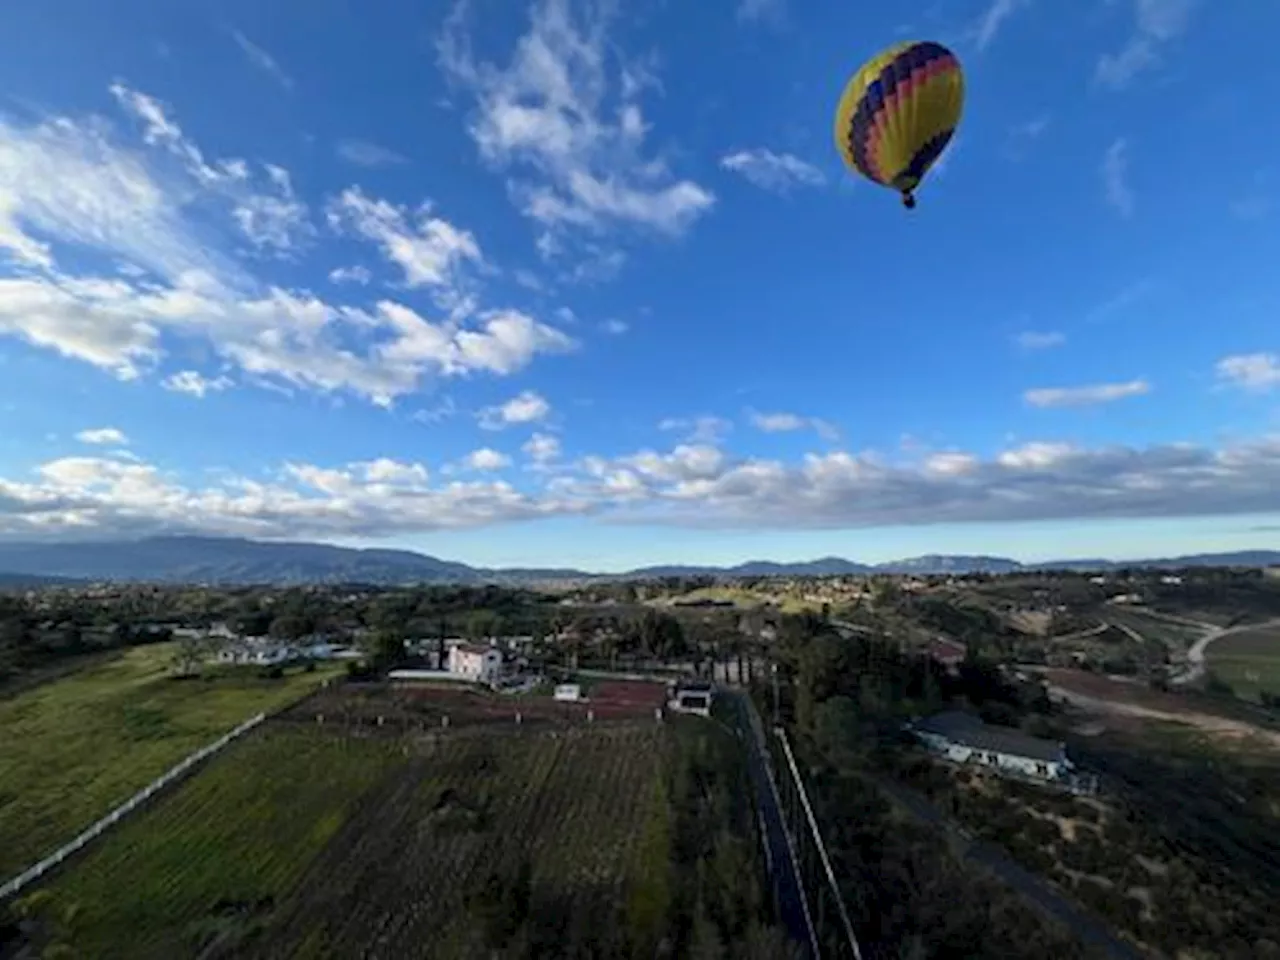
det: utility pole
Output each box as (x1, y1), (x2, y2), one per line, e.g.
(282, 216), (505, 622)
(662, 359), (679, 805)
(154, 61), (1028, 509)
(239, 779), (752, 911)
(771, 660), (780, 727)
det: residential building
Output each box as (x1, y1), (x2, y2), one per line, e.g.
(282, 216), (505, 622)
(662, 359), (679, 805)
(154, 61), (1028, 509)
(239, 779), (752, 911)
(668, 679), (715, 718)
(448, 643), (504, 683)
(908, 711), (1074, 783)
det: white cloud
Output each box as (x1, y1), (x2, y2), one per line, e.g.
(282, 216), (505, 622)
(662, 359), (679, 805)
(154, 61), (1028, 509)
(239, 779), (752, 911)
(971, 0), (1029, 51)
(11, 435), (1280, 539)
(327, 187), (481, 304)
(600, 318), (628, 335)
(437, 0), (715, 263)
(1015, 330), (1065, 350)
(464, 447), (512, 471)
(230, 29), (295, 90)
(76, 427), (127, 446)
(751, 411), (805, 432)
(720, 149), (824, 193)
(335, 139), (408, 167)
(1096, 0), (1197, 88)
(0, 271), (576, 400)
(1216, 353), (1280, 392)
(1102, 139), (1134, 217)
(162, 370), (233, 397)
(0, 84), (571, 407)
(0, 105), (229, 280)
(659, 415), (732, 445)
(1024, 379), (1150, 408)
(328, 265), (371, 286)
(232, 164), (310, 255)
(523, 432), (561, 464)
(479, 389), (552, 430)
(108, 83), (313, 255)
(749, 410), (839, 440)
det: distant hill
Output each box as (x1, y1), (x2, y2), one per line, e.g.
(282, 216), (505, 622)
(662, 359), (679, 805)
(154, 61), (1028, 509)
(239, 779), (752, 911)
(0, 536), (1274, 586)
(0, 571), (86, 588)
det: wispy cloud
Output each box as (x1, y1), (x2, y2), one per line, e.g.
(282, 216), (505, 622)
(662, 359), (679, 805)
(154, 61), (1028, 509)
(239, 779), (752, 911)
(328, 265), (371, 286)
(336, 139), (408, 168)
(748, 410), (839, 441)
(0, 86), (577, 402)
(1024, 379), (1150, 408)
(1015, 330), (1065, 350)
(1102, 138), (1135, 217)
(970, 0), (1030, 51)
(659, 415), (732, 445)
(1216, 353), (1280, 393)
(162, 371), (233, 398)
(600, 318), (629, 335)
(523, 432), (562, 465)
(229, 29), (295, 90)
(1096, 0), (1197, 88)
(1004, 115), (1050, 160)
(478, 390), (552, 430)
(76, 427), (128, 446)
(720, 149), (825, 193)
(437, 0), (714, 270)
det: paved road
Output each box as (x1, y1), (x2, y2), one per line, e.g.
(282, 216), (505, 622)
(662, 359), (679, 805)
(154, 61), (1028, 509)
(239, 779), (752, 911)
(727, 691), (818, 959)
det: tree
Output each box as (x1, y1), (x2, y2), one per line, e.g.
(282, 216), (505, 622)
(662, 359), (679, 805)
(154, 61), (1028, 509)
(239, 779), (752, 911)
(172, 634), (210, 678)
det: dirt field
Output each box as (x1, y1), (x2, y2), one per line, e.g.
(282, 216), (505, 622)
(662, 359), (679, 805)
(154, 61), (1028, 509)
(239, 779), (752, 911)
(1045, 669), (1280, 749)
(274, 678), (670, 733)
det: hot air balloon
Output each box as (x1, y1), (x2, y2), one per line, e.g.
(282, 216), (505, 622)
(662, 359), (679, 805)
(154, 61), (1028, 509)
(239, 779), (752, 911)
(834, 40), (965, 210)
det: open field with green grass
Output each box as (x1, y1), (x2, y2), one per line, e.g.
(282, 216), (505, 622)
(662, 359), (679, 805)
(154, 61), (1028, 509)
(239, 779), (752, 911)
(13, 716), (788, 959)
(1207, 626), (1280, 702)
(665, 584), (823, 614)
(0, 644), (344, 878)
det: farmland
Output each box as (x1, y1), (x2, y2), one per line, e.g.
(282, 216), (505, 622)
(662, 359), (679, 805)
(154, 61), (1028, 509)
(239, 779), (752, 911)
(0, 643), (344, 878)
(276, 677), (670, 732)
(1206, 625), (1280, 702)
(17, 697), (790, 958)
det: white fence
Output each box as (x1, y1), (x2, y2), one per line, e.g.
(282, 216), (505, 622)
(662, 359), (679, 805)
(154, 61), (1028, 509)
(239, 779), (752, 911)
(0, 712), (266, 902)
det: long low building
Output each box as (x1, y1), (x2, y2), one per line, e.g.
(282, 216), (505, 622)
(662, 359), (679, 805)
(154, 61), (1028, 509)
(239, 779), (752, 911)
(909, 710), (1074, 783)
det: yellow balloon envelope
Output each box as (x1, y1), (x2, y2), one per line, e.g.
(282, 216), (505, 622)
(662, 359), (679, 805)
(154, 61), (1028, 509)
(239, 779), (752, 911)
(834, 40), (965, 209)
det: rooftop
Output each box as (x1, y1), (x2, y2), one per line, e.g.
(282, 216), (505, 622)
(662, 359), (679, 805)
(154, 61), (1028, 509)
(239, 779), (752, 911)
(915, 711), (1064, 763)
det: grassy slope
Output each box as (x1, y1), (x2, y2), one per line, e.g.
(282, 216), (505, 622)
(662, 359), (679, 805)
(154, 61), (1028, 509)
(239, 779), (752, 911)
(0, 644), (343, 877)
(37, 727), (402, 960)
(1207, 627), (1280, 701)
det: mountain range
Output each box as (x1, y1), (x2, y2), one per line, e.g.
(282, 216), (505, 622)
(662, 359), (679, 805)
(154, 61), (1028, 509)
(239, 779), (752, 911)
(0, 536), (1276, 587)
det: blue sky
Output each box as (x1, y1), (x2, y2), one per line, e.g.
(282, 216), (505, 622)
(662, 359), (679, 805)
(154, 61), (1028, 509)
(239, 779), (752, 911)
(1, 0), (1279, 571)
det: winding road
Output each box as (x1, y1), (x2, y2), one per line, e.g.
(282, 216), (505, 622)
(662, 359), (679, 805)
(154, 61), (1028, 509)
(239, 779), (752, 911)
(1170, 616), (1280, 686)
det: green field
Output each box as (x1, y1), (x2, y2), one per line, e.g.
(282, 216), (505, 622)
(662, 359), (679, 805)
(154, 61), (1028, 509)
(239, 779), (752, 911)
(12, 717), (785, 959)
(1206, 627), (1280, 702)
(29, 727), (403, 959)
(0, 644), (344, 878)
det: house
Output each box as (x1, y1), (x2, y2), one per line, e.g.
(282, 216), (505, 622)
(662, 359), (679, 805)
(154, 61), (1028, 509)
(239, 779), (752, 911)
(924, 637), (967, 674)
(909, 711), (1074, 783)
(215, 639), (294, 667)
(448, 643), (504, 683)
(668, 679), (715, 718)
